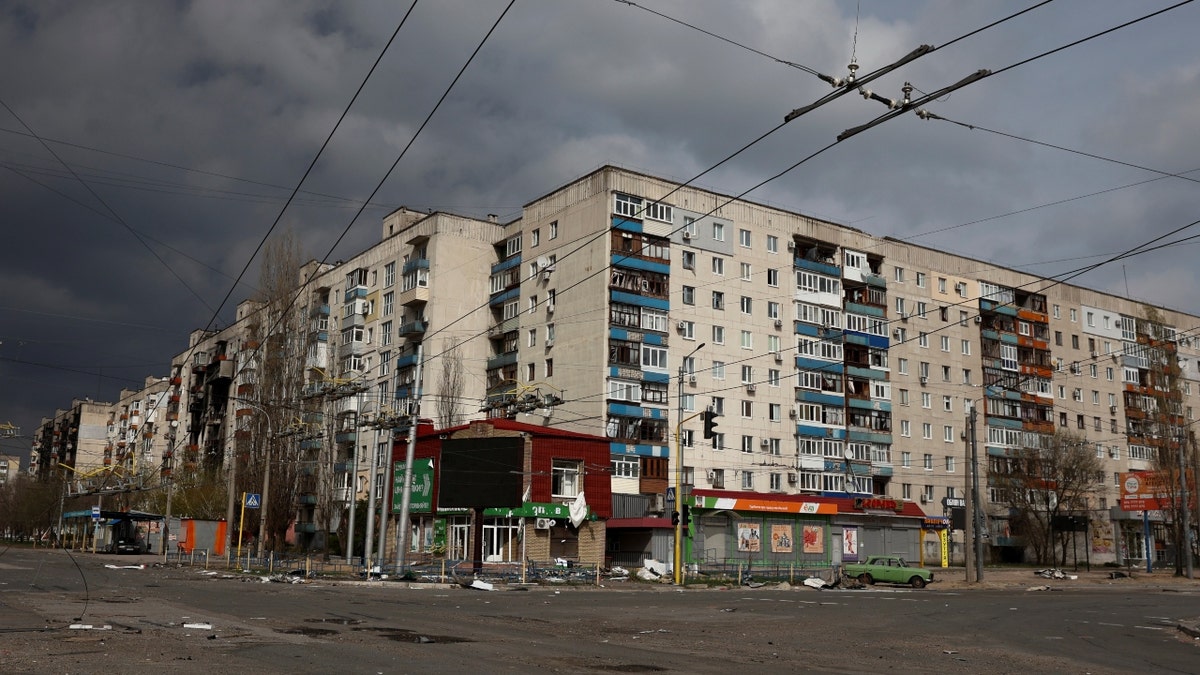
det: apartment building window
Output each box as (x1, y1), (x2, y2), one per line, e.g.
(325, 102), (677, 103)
(742, 471), (753, 490)
(922, 424), (933, 440)
(918, 332), (928, 348)
(901, 452), (912, 468)
(962, 340), (971, 355)
(941, 336), (950, 352)
(740, 262), (752, 281)
(916, 272), (926, 287)
(894, 266), (905, 282)
(712, 257), (724, 275)
(528, 329), (537, 347)
(741, 400), (753, 418)
(923, 453), (933, 469)
(712, 222), (725, 241)
(916, 301), (927, 318)
(938, 277), (947, 293)
(897, 358), (908, 375)
(1072, 334), (1080, 349)
(712, 361), (725, 379)
(1053, 304), (1060, 319)
(769, 473), (782, 491)
(1055, 331), (1063, 346)
(767, 301), (780, 319)
(740, 330), (752, 349)
(612, 458), (639, 478)
(767, 235), (778, 253)
(682, 251), (696, 269)
(380, 321), (392, 346)
(942, 365), (951, 382)
(940, 306), (949, 322)
(530, 228), (540, 247)
(767, 268), (779, 287)
(924, 485), (935, 502)
(898, 389), (909, 405)
(768, 369), (780, 386)
(551, 459), (582, 498)
(740, 296), (753, 314)
(738, 228), (751, 247)
(741, 435), (754, 453)
(944, 426), (954, 443)
(527, 363), (536, 381)
(384, 262), (396, 287)
(549, 221), (558, 239)
(680, 285), (695, 305)
(1076, 414), (1085, 430)
(713, 433), (726, 451)
(943, 395), (952, 412)
(379, 351), (390, 376)
(902, 483), (912, 499)
(680, 320), (695, 339)
(946, 456), (955, 471)
(740, 365), (754, 384)
(712, 326), (725, 344)
(919, 362), (930, 379)
(768, 404), (782, 423)
(1094, 416), (1102, 431)
(1070, 308), (1077, 322)
(1091, 390), (1099, 404)
(900, 420), (911, 437)
(712, 291), (724, 310)
(545, 358), (553, 377)
(1060, 412), (1068, 427)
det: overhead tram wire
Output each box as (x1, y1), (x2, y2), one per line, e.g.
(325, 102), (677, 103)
(420, 0), (1061, 363)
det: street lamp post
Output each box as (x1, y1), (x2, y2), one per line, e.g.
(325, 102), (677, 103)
(674, 342), (705, 585)
(967, 401), (984, 583)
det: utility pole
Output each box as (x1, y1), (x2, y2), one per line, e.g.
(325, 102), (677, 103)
(968, 401), (984, 582)
(674, 343), (705, 585)
(395, 341), (424, 572)
(1177, 431), (1194, 579)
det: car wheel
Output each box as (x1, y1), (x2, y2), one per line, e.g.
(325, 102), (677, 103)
(909, 576), (926, 589)
(858, 573), (873, 585)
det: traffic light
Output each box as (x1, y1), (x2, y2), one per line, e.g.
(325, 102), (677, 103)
(671, 511), (680, 526)
(701, 408), (720, 439)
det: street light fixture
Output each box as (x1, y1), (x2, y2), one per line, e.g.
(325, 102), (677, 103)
(674, 342), (704, 585)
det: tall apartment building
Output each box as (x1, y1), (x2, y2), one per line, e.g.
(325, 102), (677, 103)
(489, 165), (1199, 565)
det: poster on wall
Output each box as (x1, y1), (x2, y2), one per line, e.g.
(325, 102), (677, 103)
(737, 522), (761, 552)
(843, 526), (859, 562)
(770, 524), (793, 553)
(802, 524), (824, 554)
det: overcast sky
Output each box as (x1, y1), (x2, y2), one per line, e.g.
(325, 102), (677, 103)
(3, 0), (1199, 464)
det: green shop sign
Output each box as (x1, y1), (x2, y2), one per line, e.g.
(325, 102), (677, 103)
(392, 459), (435, 514)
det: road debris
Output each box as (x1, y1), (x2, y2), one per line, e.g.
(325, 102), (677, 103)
(469, 580), (495, 591)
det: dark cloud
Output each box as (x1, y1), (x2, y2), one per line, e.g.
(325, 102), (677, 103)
(3, 0), (1199, 463)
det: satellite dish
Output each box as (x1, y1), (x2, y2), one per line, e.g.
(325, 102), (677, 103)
(536, 256), (551, 270)
(843, 447), (854, 460)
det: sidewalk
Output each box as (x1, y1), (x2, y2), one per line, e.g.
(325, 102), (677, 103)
(933, 565), (1200, 591)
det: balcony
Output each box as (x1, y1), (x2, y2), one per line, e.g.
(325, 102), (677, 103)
(295, 522), (318, 534)
(402, 258), (430, 275)
(488, 316), (519, 339)
(298, 493), (318, 505)
(398, 320), (427, 339)
(334, 431), (357, 444)
(333, 487), (353, 503)
(400, 285), (430, 307)
(487, 351), (519, 370)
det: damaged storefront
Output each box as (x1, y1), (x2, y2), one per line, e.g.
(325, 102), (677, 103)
(686, 490), (928, 575)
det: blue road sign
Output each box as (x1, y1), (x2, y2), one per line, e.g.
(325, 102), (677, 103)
(244, 493), (261, 509)
(666, 487), (676, 503)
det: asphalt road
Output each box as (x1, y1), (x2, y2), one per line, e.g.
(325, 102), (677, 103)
(1, 549), (1197, 674)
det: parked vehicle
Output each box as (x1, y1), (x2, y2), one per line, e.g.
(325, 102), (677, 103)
(842, 555), (933, 588)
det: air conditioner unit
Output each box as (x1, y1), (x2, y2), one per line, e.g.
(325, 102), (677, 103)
(1090, 350), (1098, 358)
(706, 469), (717, 482)
(746, 383), (756, 393)
(787, 472), (798, 484)
(682, 231), (692, 240)
(761, 438), (770, 448)
(546, 303), (555, 313)
(535, 517), (555, 530)
(789, 407), (797, 419)
(919, 494), (929, 504)
(919, 376), (928, 385)
(360, 303), (370, 316)
(892, 329), (902, 339)
(774, 319), (783, 329)
(648, 494), (665, 513)
(677, 321), (686, 330)
(899, 312), (908, 322)
(974, 316), (983, 324)
(774, 353), (783, 363)
(786, 241), (796, 252)
(542, 272), (552, 282)
(1110, 405), (1118, 415)
(545, 339), (555, 348)
(1111, 353), (1119, 362)
(688, 375), (697, 385)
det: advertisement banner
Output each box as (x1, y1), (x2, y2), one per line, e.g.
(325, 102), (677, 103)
(770, 524), (794, 553)
(802, 524), (824, 554)
(842, 526), (859, 562)
(737, 522), (761, 552)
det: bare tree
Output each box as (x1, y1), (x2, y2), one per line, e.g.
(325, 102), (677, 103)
(999, 431), (1102, 565)
(243, 229), (306, 553)
(435, 338), (466, 429)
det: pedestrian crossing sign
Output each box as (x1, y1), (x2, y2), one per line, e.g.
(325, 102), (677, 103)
(245, 493), (261, 509)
